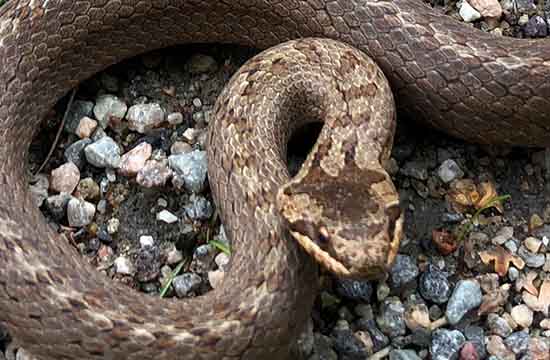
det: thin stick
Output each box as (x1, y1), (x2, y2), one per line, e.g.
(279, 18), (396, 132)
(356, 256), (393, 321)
(33, 87), (78, 177)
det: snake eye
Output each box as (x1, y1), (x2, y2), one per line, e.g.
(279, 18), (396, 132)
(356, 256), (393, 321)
(318, 226), (329, 244)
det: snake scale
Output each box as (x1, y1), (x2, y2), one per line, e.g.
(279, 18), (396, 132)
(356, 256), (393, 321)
(0, 0), (549, 359)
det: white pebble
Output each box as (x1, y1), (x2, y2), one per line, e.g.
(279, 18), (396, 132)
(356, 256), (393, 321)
(157, 210), (178, 224)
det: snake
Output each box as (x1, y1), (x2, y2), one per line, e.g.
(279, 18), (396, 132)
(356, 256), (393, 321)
(0, 0), (548, 359)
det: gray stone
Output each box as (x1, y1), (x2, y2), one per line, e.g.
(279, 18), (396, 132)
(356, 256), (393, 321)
(93, 94), (127, 129)
(400, 161), (428, 181)
(504, 331), (530, 355)
(376, 297), (406, 337)
(64, 100), (94, 135)
(127, 103), (165, 134)
(524, 15), (548, 37)
(136, 160), (172, 188)
(419, 265), (451, 304)
(184, 194), (213, 221)
(173, 273), (202, 297)
(45, 193), (72, 221)
(331, 321), (371, 359)
(390, 255), (419, 288)
(390, 349), (422, 360)
(335, 279), (372, 302)
(460, 1), (481, 22)
(464, 325), (486, 359)
(487, 313), (513, 337)
(84, 136), (121, 168)
(64, 138), (93, 169)
(518, 246), (546, 268)
(169, 150), (208, 193)
(430, 329), (466, 360)
(67, 197), (96, 227)
(445, 279), (482, 324)
(114, 256), (135, 275)
(437, 159), (464, 183)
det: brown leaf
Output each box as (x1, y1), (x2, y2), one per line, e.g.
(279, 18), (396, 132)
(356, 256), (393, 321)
(476, 181), (503, 212)
(432, 229), (458, 255)
(479, 246), (525, 277)
(522, 278), (550, 316)
(448, 179), (479, 212)
(515, 271), (539, 296)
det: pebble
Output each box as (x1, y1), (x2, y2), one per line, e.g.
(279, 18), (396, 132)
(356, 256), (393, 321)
(84, 136), (121, 168)
(167, 112), (184, 125)
(173, 273), (202, 297)
(136, 160), (172, 188)
(437, 159), (464, 183)
(76, 177), (100, 201)
(430, 329), (466, 360)
(419, 265), (451, 304)
(118, 142), (152, 176)
(359, 319), (389, 352)
(44, 193), (72, 221)
(487, 313), (513, 337)
(390, 254), (419, 288)
(518, 14), (530, 26)
(67, 197), (96, 227)
(127, 103), (165, 133)
(139, 235), (155, 248)
(401, 161), (428, 180)
(390, 349), (422, 360)
(310, 333), (338, 360)
(64, 100), (94, 134)
(460, 1), (482, 22)
(524, 236), (542, 253)
(75, 116), (98, 139)
(518, 246), (546, 268)
(187, 54), (218, 74)
(445, 279), (482, 324)
(171, 141), (192, 155)
(157, 210), (178, 224)
(515, 0), (536, 12)
(486, 335), (515, 360)
(331, 321), (371, 358)
(169, 150), (208, 193)
(29, 174), (49, 207)
(49, 163), (80, 194)
(184, 194), (213, 220)
(376, 297), (406, 337)
(524, 15), (548, 37)
(64, 138), (92, 169)
(114, 256), (135, 275)
(214, 252), (230, 271)
(510, 304), (533, 328)
(107, 218), (119, 234)
(208, 270), (225, 289)
(166, 246), (183, 265)
(492, 226), (513, 245)
(93, 94), (127, 129)
(468, 0), (502, 18)
(464, 325), (486, 359)
(335, 279), (373, 302)
(504, 330), (530, 355)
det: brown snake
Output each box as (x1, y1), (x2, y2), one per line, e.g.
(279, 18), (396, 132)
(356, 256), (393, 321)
(0, 0), (548, 359)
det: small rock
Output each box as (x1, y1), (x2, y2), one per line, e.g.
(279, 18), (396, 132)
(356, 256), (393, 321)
(437, 159), (464, 183)
(446, 279), (482, 325)
(29, 174), (49, 207)
(376, 297), (406, 337)
(504, 331), (530, 355)
(114, 256), (135, 275)
(460, 1), (482, 22)
(430, 329), (466, 360)
(401, 161), (428, 181)
(492, 226), (513, 245)
(139, 235), (155, 248)
(67, 197), (96, 227)
(524, 236), (542, 253)
(167, 112), (184, 125)
(515, 0), (536, 12)
(171, 141), (192, 155)
(76, 177), (100, 201)
(419, 265), (452, 304)
(390, 349), (422, 360)
(49, 162), (80, 194)
(64, 138), (92, 169)
(524, 15), (548, 37)
(530, 214), (544, 232)
(464, 325), (486, 359)
(390, 255), (419, 288)
(310, 333), (338, 360)
(332, 321), (372, 358)
(107, 218), (120, 234)
(184, 194), (213, 220)
(510, 304), (533, 328)
(459, 342), (479, 360)
(118, 142), (152, 176)
(208, 270), (225, 289)
(214, 252), (230, 271)
(157, 210), (178, 224)
(169, 150), (208, 193)
(335, 279), (373, 302)
(518, 246), (546, 268)
(468, 0), (502, 18)
(75, 116), (98, 139)
(487, 313), (513, 337)
(136, 160), (173, 188)
(187, 54), (218, 74)
(44, 193), (72, 220)
(486, 335), (515, 360)
(64, 100), (94, 134)
(84, 136), (121, 168)
(173, 273), (202, 297)
(93, 94), (127, 129)
(166, 246), (183, 265)
(518, 14), (530, 26)
(127, 103), (165, 134)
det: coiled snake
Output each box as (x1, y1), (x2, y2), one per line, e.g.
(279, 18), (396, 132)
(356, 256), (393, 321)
(0, 1), (548, 359)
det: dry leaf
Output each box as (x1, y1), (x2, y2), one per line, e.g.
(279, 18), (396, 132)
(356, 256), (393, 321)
(515, 271), (538, 296)
(477, 181), (502, 212)
(432, 229), (458, 255)
(479, 246), (525, 277)
(522, 278), (550, 316)
(447, 179), (504, 214)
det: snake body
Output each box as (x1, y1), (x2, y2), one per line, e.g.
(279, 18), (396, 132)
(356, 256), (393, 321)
(0, 0), (548, 359)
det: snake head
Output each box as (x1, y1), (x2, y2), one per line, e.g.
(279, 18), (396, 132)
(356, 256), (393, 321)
(276, 164), (403, 280)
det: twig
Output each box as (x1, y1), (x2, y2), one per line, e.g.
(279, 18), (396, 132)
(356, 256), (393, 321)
(33, 87), (78, 177)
